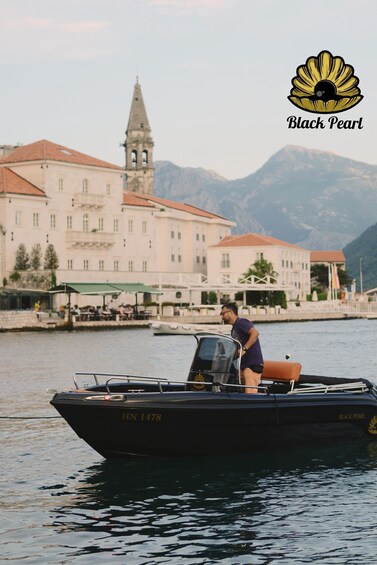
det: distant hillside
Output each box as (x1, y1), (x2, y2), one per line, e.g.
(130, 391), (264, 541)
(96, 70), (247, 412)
(343, 223), (377, 292)
(154, 146), (377, 250)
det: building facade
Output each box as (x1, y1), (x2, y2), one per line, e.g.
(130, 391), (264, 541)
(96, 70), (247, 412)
(0, 81), (233, 305)
(207, 233), (311, 301)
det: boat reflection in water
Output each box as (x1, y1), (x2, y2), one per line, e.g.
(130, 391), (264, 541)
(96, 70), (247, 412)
(50, 333), (377, 459)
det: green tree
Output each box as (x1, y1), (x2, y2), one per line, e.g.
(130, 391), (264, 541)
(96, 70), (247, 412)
(311, 264), (352, 292)
(44, 244), (59, 270)
(239, 258), (278, 282)
(14, 243), (30, 270)
(238, 259), (282, 307)
(30, 243), (42, 270)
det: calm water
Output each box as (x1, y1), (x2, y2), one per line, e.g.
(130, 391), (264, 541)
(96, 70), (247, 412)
(2, 320), (377, 564)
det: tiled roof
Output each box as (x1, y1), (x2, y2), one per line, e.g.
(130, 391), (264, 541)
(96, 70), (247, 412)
(310, 250), (345, 262)
(0, 167), (46, 197)
(123, 192), (229, 220)
(122, 192), (155, 208)
(0, 140), (123, 170)
(212, 233), (304, 249)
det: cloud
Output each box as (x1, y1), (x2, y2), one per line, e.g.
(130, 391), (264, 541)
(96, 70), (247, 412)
(0, 15), (112, 64)
(146, 0), (229, 16)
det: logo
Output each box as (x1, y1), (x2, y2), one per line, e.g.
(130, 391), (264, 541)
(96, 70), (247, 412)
(192, 373), (206, 391)
(368, 415), (377, 435)
(288, 50), (363, 114)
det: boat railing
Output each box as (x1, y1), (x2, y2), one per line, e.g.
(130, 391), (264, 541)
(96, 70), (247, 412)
(74, 372), (370, 396)
(288, 381), (370, 395)
(74, 371), (169, 390)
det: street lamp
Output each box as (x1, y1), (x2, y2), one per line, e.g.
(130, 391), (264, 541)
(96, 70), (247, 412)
(359, 257), (363, 294)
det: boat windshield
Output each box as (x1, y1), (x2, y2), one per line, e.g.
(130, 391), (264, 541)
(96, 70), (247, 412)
(187, 334), (241, 391)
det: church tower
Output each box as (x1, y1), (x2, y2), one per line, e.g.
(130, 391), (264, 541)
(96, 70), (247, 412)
(124, 78), (154, 195)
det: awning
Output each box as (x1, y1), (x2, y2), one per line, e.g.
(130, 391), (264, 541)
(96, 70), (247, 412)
(49, 282), (162, 295)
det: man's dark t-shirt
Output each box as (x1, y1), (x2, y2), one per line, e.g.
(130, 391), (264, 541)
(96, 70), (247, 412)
(231, 317), (264, 370)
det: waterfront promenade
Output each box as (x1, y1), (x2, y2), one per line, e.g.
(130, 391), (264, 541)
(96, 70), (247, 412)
(0, 301), (376, 331)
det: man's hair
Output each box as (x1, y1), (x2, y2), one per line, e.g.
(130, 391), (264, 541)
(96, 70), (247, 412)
(222, 302), (238, 315)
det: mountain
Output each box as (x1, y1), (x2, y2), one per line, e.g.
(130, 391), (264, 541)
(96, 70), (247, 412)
(343, 223), (377, 292)
(154, 146), (377, 250)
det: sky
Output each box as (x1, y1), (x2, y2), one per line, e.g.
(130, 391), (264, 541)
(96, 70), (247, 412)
(1, 0), (376, 180)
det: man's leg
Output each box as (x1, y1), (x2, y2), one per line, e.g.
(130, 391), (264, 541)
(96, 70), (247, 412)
(242, 367), (261, 394)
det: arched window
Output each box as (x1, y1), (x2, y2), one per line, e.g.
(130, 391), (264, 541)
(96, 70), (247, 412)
(83, 213), (89, 232)
(142, 150), (148, 167)
(131, 150), (137, 168)
(82, 178), (89, 194)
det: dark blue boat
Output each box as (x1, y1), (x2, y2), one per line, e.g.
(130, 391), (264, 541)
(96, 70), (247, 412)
(50, 334), (377, 458)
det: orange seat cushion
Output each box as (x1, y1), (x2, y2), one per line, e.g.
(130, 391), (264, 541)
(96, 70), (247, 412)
(261, 360), (302, 382)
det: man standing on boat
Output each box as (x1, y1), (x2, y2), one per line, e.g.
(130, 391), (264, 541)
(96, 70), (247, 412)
(221, 303), (264, 394)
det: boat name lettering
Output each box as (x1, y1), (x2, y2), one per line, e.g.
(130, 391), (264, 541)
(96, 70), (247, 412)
(338, 413), (365, 420)
(122, 412), (162, 423)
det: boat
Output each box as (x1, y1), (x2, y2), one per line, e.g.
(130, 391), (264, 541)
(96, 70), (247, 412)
(149, 321), (231, 335)
(50, 333), (377, 459)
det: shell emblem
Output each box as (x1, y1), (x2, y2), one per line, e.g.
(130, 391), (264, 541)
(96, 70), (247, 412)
(288, 50), (363, 114)
(192, 373), (206, 391)
(368, 415), (377, 435)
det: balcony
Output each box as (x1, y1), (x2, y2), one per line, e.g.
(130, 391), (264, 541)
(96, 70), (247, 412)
(66, 231), (115, 247)
(73, 193), (105, 208)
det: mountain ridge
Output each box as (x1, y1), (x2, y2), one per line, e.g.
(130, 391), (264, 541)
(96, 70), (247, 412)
(154, 145), (377, 251)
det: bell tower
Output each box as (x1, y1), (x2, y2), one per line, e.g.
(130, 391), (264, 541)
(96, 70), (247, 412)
(124, 78), (154, 195)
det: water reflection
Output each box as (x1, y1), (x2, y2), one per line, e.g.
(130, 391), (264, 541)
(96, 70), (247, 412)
(49, 443), (377, 563)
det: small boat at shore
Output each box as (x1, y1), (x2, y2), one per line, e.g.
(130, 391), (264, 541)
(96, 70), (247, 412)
(50, 333), (377, 459)
(149, 321), (231, 335)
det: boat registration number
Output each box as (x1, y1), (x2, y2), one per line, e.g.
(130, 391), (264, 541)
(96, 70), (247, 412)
(122, 411), (162, 423)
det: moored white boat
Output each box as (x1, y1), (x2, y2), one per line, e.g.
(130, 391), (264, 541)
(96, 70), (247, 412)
(149, 321), (231, 335)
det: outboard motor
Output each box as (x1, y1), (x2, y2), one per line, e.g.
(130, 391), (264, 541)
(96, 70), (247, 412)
(186, 334), (241, 392)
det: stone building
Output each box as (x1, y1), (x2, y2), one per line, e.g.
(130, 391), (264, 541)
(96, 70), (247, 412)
(0, 80), (233, 305)
(207, 233), (311, 302)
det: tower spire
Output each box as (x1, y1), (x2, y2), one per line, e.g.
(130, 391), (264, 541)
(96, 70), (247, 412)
(124, 79), (154, 195)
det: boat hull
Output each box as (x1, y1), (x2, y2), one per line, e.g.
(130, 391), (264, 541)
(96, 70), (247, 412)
(51, 390), (377, 458)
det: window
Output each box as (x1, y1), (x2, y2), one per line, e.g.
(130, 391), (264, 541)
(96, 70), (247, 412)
(128, 260), (134, 272)
(98, 218), (104, 232)
(33, 213), (39, 227)
(128, 219), (133, 233)
(142, 220), (147, 234)
(50, 214), (56, 229)
(202, 234), (206, 242)
(67, 259), (73, 270)
(67, 216), (73, 230)
(171, 230), (175, 238)
(83, 213), (89, 232)
(58, 178), (64, 191)
(196, 233), (200, 241)
(196, 255), (200, 264)
(177, 231), (181, 240)
(106, 184), (111, 195)
(256, 252), (264, 261)
(113, 219), (119, 233)
(142, 260), (148, 272)
(171, 248), (175, 262)
(82, 178), (89, 194)
(99, 260), (104, 271)
(221, 253), (230, 268)
(178, 254), (182, 263)
(83, 260), (89, 270)
(15, 211), (22, 226)
(142, 150), (148, 167)
(282, 260), (284, 267)
(131, 150), (137, 168)
(114, 260), (119, 271)
(202, 254), (206, 264)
